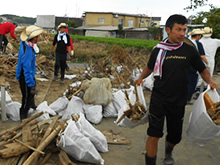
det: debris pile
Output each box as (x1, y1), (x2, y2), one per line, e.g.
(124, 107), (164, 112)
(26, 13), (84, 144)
(204, 92), (220, 125)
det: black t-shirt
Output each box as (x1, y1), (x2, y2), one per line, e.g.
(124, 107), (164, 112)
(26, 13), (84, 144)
(148, 43), (206, 105)
(53, 33), (70, 54)
(195, 40), (205, 55)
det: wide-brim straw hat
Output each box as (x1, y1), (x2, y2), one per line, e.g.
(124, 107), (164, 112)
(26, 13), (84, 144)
(20, 25), (44, 41)
(188, 28), (205, 36)
(203, 27), (213, 37)
(58, 23), (68, 29)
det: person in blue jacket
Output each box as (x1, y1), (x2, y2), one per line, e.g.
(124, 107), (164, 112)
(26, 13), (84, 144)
(16, 25), (44, 120)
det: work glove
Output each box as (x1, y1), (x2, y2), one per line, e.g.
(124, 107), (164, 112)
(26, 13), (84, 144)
(49, 52), (54, 59)
(67, 52), (71, 61)
(30, 86), (38, 95)
(71, 50), (74, 56)
(207, 63), (211, 69)
(16, 38), (20, 43)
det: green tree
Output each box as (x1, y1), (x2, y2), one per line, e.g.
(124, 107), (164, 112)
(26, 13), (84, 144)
(148, 26), (161, 40)
(67, 20), (76, 28)
(191, 8), (220, 38)
(118, 24), (124, 38)
(184, 0), (214, 11)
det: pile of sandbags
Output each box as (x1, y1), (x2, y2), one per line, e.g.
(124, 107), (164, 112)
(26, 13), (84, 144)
(0, 111), (108, 165)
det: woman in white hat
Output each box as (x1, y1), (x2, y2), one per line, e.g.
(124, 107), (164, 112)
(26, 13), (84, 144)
(16, 25), (44, 120)
(50, 23), (71, 84)
(200, 27), (220, 76)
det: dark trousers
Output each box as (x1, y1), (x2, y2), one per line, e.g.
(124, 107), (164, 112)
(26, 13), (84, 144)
(187, 68), (198, 101)
(19, 72), (35, 118)
(0, 34), (8, 52)
(147, 96), (185, 144)
(54, 52), (67, 80)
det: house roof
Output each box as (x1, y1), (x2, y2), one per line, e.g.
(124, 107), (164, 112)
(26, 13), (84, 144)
(75, 26), (150, 32)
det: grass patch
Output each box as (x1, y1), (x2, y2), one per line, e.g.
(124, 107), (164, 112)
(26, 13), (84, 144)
(71, 35), (160, 51)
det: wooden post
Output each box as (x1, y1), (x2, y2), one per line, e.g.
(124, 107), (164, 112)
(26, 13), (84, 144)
(1, 86), (8, 121)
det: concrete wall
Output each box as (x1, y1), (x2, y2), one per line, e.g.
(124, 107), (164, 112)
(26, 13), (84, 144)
(85, 30), (115, 38)
(36, 15), (55, 28)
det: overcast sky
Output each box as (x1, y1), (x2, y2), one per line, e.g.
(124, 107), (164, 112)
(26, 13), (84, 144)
(1, 0), (219, 24)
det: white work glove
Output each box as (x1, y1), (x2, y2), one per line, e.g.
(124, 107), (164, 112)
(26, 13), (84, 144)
(71, 50), (74, 56)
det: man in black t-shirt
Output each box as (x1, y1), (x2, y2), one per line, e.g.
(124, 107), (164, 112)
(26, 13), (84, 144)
(135, 15), (218, 165)
(50, 23), (71, 84)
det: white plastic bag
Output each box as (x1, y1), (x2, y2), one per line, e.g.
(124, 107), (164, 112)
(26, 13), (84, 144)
(36, 101), (56, 116)
(103, 101), (118, 118)
(115, 85), (148, 128)
(5, 101), (21, 121)
(187, 86), (220, 146)
(58, 120), (104, 164)
(143, 73), (154, 91)
(76, 112), (108, 153)
(0, 91), (12, 103)
(49, 96), (69, 113)
(112, 90), (127, 112)
(61, 96), (84, 120)
(83, 104), (103, 124)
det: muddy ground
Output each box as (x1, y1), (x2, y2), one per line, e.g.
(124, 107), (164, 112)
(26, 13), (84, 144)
(0, 63), (220, 165)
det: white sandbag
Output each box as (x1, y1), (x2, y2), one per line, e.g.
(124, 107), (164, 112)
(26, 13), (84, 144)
(112, 90), (127, 112)
(121, 85), (134, 96)
(37, 101), (56, 116)
(115, 85), (148, 128)
(5, 102), (21, 121)
(103, 101), (117, 118)
(83, 78), (113, 106)
(31, 110), (51, 122)
(187, 86), (220, 146)
(57, 120), (104, 164)
(61, 96), (84, 120)
(76, 112), (108, 153)
(83, 104), (103, 124)
(0, 91), (12, 103)
(143, 73), (154, 91)
(49, 96), (69, 113)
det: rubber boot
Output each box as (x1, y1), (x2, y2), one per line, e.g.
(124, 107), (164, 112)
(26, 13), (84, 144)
(145, 153), (156, 165)
(163, 141), (174, 165)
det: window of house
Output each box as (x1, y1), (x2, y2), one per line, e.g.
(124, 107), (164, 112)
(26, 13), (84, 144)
(98, 18), (105, 23)
(139, 20), (144, 24)
(118, 19), (124, 25)
(128, 19), (134, 27)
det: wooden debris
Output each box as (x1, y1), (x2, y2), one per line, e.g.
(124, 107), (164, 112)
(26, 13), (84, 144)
(23, 125), (62, 165)
(0, 141), (37, 158)
(204, 92), (220, 125)
(102, 129), (131, 145)
(59, 150), (77, 165)
(40, 152), (52, 165)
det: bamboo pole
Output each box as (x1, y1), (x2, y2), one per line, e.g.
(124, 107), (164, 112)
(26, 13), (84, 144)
(23, 125), (62, 165)
(40, 152), (52, 165)
(0, 117), (55, 148)
(0, 112), (44, 137)
(14, 139), (44, 155)
(39, 116), (60, 144)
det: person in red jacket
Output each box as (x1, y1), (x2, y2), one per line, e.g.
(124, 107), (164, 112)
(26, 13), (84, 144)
(0, 22), (19, 54)
(65, 28), (74, 71)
